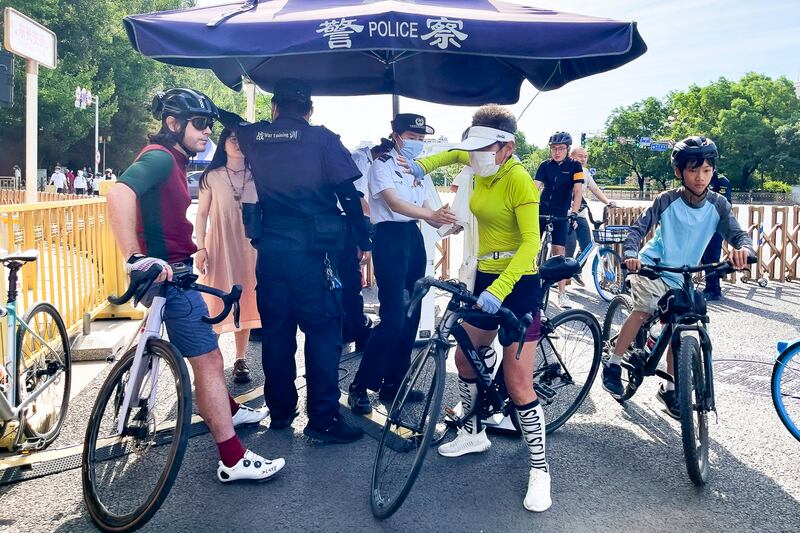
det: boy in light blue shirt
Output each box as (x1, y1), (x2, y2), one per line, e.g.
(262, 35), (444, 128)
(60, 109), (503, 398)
(601, 136), (754, 417)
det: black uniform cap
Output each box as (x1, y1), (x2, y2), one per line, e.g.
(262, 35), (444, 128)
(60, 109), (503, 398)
(391, 113), (435, 135)
(272, 78), (312, 104)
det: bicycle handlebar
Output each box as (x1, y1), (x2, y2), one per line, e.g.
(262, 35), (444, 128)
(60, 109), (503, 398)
(631, 256), (757, 280)
(406, 276), (533, 351)
(107, 264), (242, 328)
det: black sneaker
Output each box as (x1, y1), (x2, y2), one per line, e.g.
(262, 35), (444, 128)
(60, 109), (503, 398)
(656, 384), (681, 419)
(572, 272), (585, 287)
(379, 387), (425, 403)
(702, 290), (722, 302)
(348, 383), (372, 415)
(303, 414), (364, 444)
(601, 362), (624, 399)
(269, 409), (300, 430)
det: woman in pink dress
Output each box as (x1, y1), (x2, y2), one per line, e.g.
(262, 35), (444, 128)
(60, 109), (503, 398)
(195, 128), (261, 383)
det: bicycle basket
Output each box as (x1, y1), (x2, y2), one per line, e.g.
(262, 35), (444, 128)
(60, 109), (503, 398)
(593, 225), (631, 244)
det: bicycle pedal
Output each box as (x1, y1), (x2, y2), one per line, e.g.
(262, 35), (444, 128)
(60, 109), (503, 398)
(534, 383), (557, 400)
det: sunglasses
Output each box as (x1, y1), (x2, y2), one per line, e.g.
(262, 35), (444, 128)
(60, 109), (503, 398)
(189, 116), (215, 131)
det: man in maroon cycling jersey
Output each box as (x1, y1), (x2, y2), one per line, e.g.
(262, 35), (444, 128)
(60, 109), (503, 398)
(107, 88), (284, 483)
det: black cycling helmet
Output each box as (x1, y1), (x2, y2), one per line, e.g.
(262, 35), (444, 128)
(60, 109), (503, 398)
(548, 131), (572, 146)
(151, 88), (218, 121)
(670, 136), (718, 169)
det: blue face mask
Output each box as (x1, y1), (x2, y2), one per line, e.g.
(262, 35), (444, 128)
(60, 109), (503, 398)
(399, 138), (424, 160)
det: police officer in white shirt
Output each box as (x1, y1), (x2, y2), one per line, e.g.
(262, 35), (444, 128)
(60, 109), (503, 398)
(348, 114), (457, 415)
(341, 138), (394, 350)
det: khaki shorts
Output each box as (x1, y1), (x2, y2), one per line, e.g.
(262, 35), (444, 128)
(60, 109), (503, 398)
(629, 275), (670, 314)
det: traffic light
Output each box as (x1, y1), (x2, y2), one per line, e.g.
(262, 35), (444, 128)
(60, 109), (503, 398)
(580, 132), (586, 146)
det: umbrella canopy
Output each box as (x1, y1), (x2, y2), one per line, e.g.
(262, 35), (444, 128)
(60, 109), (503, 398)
(124, 0), (646, 105)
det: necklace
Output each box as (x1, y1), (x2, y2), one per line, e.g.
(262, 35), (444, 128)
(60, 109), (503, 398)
(224, 166), (251, 205)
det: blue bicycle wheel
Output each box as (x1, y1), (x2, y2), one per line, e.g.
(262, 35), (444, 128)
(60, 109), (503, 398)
(772, 341), (800, 441)
(592, 248), (624, 302)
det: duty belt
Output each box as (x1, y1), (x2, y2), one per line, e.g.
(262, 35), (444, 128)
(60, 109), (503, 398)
(478, 251), (516, 261)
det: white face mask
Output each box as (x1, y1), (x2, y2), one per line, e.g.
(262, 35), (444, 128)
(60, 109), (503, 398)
(469, 151), (500, 177)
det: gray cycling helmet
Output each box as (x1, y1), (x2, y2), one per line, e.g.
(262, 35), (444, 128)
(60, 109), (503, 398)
(151, 88), (218, 121)
(548, 131), (572, 146)
(671, 136), (718, 168)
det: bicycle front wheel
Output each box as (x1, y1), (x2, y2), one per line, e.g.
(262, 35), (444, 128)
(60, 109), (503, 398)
(592, 248), (625, 302)
(16, 302), (71, 447)
(82, 339), (192, 532)
(535, 309), (602, 433)
(772, 344), (800, 441)
(602, 295), (644, 402)
(676, 336), (709, 485)
(371, 342), (445, 520)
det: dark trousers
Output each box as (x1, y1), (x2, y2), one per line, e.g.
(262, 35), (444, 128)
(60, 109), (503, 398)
(702, 233), (724, 295)
(565, 215), (592, 258)
(339, 225), (370, 344)
(256, 249), (344, 428)
(353, 221), (426, 392)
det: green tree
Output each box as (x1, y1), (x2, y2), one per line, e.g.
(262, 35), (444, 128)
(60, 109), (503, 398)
(587, 97), (673, 190)
(669, 73), (800, 190)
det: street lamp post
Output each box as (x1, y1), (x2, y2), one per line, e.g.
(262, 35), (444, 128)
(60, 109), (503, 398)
(99, 135), (111, 172)
(75, 86), (99, 175)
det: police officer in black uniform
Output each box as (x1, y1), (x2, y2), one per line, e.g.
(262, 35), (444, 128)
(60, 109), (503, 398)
(701, 170), (733, 300)
(219, 79), (371, 443)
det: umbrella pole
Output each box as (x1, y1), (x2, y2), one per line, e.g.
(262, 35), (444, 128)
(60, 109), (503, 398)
(392, 94), (399, 118)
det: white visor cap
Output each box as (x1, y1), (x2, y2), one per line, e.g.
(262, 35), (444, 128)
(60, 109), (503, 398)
(449, 126), (515, 152)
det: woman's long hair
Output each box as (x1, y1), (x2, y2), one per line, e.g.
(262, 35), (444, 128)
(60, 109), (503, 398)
(200, 128), (248, 189)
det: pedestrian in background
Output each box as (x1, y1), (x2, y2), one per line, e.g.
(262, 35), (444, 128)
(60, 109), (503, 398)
(195, 127), (261, 384)
(50, 166), (67, 193)
(74, 169), (87, 195)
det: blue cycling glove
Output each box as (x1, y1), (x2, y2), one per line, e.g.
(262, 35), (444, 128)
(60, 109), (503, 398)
(476, 290), (502, 315)
(407, 160), (425, 179)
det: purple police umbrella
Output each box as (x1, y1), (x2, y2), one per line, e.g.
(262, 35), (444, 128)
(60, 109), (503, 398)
(124, 0), (646, 105)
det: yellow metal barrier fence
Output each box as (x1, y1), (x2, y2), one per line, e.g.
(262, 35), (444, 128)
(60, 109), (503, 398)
(0, 197), (132, 339)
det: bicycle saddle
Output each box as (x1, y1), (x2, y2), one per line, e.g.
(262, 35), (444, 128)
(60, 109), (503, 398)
(0, 249), (39, 264)
(539, 256), (580, 284)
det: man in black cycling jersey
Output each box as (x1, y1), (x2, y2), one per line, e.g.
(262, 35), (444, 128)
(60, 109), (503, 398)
(107, 88), (284, 483)
(534, 131), (584, 308)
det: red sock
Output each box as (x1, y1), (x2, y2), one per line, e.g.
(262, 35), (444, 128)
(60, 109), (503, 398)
(228, 394), (239, 416)
(217, 435), (246, 467)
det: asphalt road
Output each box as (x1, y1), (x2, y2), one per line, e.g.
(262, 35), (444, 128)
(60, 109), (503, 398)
(1, 272), (798, 532)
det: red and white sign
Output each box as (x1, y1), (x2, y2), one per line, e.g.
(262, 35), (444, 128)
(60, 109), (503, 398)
(3, 8), (57, 69)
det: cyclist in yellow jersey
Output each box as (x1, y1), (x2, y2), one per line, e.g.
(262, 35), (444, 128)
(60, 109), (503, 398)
(408, 105), (551, 512)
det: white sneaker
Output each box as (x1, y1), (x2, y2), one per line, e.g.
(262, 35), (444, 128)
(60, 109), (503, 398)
(437, 428), (491, 457)
(523, 468), (552, 512)
(232, 404), (270, 427)
(217, 449), (285, 483)
(557, 292), (572, 309)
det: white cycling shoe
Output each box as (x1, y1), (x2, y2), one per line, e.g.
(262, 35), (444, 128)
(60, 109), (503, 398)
(523, 468), (552, 512)
(437, 428), (491, 458)
(232, 404), (270, 427)
(217, 450), (285, 483)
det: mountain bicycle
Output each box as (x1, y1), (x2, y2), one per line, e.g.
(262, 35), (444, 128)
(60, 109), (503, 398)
(370, 257), (601, 519)
(772, 338), (800, 441)
(82, 262), (241, 532)
(601, 257), (756, 485)
(0, 250), (71, 452)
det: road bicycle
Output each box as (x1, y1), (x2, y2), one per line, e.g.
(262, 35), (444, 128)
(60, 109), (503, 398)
(0, 250), (71, 453)
(771, 338), (800, 441)
(572, 206), (630, 302)
(370, 256), (601, 519)
(601, 257), (756, 485)
(82, 263), (241, 532)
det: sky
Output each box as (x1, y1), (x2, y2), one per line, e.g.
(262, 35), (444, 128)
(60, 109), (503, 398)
(194, 0), (800, 149)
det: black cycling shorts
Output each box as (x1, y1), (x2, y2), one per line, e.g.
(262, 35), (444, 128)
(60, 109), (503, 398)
(540, 214), (568, 247)
(466, 271), (542, 341)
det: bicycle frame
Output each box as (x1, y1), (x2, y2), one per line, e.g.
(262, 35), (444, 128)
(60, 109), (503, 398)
(115, 293), (166, 435)
(626, 272), (716, 412)
(0, 301), (67, 422)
